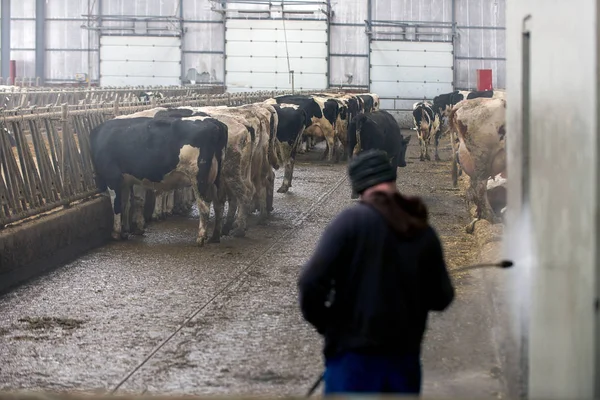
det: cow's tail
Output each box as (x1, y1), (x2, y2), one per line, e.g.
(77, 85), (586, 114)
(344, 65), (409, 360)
(214, 120), (228, 190)
(448, 107), (461, 188)
(267, 111), (281, 170)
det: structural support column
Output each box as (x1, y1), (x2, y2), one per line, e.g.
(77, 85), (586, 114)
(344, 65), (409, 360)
(35, 0), (46, 83)
(1, 0), (10, 80)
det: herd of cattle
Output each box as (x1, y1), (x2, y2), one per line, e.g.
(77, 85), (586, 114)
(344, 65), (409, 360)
(89, 92), (415, 245)
(412, 89), (507, 229)
(88, 87), (508, 244)
(1, 86), (508, 241)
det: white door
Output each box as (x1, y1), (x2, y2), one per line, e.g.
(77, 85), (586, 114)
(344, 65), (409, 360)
(370, 41), (454, 110)
(100, 36), (182, 87)
(225, 19), (328, 92)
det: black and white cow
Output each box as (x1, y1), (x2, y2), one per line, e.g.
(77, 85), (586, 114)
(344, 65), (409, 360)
(265, 95), (340, 162)
(347, 110), (411, 197)
(90, 115), (228, 246)
(357, 93), (380, 113)
(269, 103), (307, 194)
(138, 91), (165, 104)
(156, 106), (257, 238)
(412, 101), (441, 161)
(312, 92), (363, 161)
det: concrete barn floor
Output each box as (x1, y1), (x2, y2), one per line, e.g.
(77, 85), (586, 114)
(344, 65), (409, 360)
(0, 131), (506, 398)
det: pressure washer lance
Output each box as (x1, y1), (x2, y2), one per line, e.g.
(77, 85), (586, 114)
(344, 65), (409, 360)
(304, 259), (514, 398)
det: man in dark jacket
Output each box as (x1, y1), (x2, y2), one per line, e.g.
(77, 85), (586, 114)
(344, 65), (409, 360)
(298, 149), (455, 395)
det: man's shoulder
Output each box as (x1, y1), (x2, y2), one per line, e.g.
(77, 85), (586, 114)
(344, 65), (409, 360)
(330, 203), (380, 226)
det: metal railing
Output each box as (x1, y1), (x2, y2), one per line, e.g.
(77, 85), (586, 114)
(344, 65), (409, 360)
(0, 89), (317, 228)
(0, 84), (226, 110)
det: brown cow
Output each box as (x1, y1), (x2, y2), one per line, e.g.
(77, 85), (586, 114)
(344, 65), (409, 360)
(449, 97), (507, 231)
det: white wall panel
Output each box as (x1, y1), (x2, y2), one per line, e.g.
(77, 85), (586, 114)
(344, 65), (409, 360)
(46, 0), (91, 18)
(330, 0), (368, 23)
(225, 19), (327, 92)
(183, 23), (224, 52)
(100, 36), (181, 86)
(9, 50), (35, 78)
(329, 56), (368, 87)
(47, 21), (91, 49)
(11, 21), (35, 49)
(330, 25), (368, 55)
(46, 50), (99, 82)
(102, 0), (180, 16)
(10, 0), (35, 18)
(370, 40), (453, 107)
(182, 0), (222, 20)
(183, 53), (223, 83)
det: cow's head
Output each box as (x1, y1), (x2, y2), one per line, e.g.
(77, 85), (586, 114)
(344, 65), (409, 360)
(397, 134), (411, 168)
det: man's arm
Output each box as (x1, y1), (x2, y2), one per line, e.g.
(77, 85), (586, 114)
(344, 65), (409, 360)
(423, 227), (455, 311)
(298, 212), (351, 333)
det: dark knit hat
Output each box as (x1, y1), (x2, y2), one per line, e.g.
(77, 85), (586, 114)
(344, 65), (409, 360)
(348, 149), (397, 194)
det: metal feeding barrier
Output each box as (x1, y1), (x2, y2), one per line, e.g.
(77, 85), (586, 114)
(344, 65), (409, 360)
(304, 259), (515, 397)
(0, 89), (319, 228)
(0, 84), (225, 110)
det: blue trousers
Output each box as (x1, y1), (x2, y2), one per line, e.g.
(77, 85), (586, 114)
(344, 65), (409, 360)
(323, 352), (422, 395)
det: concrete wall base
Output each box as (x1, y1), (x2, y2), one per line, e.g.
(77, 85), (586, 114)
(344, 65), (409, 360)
(0, 195), (113, 295)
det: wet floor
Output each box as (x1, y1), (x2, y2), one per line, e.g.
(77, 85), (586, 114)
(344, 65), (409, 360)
(0, 132), (506, 398)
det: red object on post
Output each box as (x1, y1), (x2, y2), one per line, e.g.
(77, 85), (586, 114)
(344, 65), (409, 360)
(9, 60), (16, 85)
(476, 69), (493, 91)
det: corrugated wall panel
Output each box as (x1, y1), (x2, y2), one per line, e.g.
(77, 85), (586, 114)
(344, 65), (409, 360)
(182, 0), (221, 20)
(183, 23), (224, 52)
(25, 0), (506, 89)
(329, 0), (369, 87)
(455, 0), (506, 89)
(10, 0), (35, 18)
(42, 0), (99, 82)
(10, 19), (36, 78)
(183, 53), (224, 83)
(102, 0), (180, 17)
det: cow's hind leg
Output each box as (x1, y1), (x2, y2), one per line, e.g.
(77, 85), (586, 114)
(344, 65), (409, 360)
(192, 185), (211, 246)
(419, 136), (426, 161)
(278, 157), (295, 193)
(227, 177), (251, 238)
(208, 185), (224, 244)
(152, 192), (164, 220)
(452, 153), (460, 188)
(323, 134), (336, 162)
(131, 185), (147, 235)
(266, 168), (275, 214)
(120, 183), (133, 238)
(222, 193), (238, 236)
(434, 131), (441, 161)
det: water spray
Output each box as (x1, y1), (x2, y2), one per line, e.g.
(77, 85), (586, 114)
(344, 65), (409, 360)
(304, 259), (515, 397)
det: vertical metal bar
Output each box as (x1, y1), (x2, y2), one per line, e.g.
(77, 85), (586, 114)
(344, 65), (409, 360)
(35, 0), (46, 83)
(596, 4), (600, 398)
(1, 0), (11, 80)
(520, 14), (532, 400)
(97, 0), (103, 85)
(326, 0), (331, 89)
(222, 1), (227, 88)
(179, 0), (184, 85)
(451, 0), (456, 90)
(367, 0), (372, 92)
